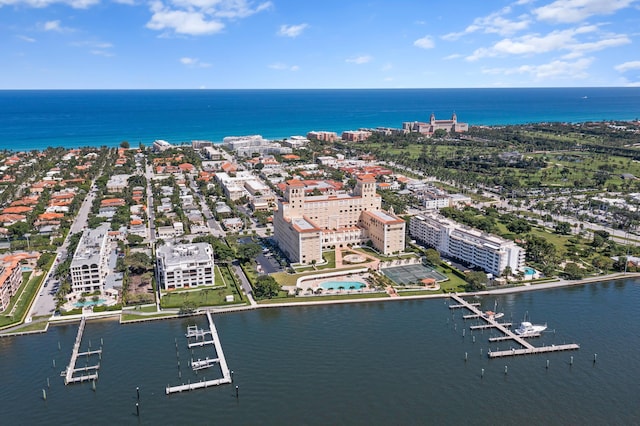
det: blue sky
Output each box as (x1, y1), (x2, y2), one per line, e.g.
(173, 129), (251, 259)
(2, 0), (640, 89)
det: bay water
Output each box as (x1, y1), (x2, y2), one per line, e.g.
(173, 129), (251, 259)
(1, 279), (639, 425)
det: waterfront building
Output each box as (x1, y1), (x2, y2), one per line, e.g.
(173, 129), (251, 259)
(70, 224), (111, 294)
(341, 130), (372, 142)
(402, 112), (468, 135)
(409, 212), (524, 276)
(307, 131), (338, 143)
(0, 260), (22, 312)
(274, 175), (405, 264)
(156, 242), (215, 290)
(152, 139), (173, 152)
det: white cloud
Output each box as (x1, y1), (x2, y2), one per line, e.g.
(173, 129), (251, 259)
(442, 6), (531, 41)
(346, 55), (372, 64)
(534, 0), (637, 23)
(466, 25), (629, 61)
(482, 58), (593, 80)
(381, 63), (393, 71)
(615, 61), (640, 72)
(90, 49), (114, 57)
(268, 62), (299, 71)
(413, 35), (435, 49)
(0, 0), (98, 8)
(180, 56), (211, 67)
(277, 23), (308, 38)
(444, 53), (462, 60)
(16, 35), (36, 42)
(146, 0), (271, 36)
(41, 20), (75, 32)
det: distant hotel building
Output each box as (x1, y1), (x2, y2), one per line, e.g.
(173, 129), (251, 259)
(410, 212), (524, 276)
(403, 113), (468, 135)
(274, 175), (406, 265)
(156, 243), (215, 290)
(153, 139), (173, 152)
(70, 224), (111, 293)
(307, 131), (338, 143)
(341, 130), (372, 142)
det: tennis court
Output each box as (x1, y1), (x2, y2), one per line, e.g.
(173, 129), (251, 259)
(381, 263), (447, 285)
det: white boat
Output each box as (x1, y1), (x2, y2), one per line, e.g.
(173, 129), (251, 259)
(515, 321), (547, 336)
(482, 301), (504, 320)
(482, 310), (504, 320)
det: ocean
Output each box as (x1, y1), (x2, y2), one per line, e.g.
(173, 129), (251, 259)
(1, 280), (639, 425)
(1, 88), (639, 151)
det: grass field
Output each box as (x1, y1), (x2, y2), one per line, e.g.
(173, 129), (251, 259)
(0, 271), (43, 329)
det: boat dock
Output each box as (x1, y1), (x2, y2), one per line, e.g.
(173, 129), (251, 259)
(449, 294), (579, 358)
(166, 311), (232, 395)
(62, 317), (103, 385)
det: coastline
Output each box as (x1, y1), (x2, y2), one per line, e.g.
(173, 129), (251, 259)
(4, 271), (636, 335)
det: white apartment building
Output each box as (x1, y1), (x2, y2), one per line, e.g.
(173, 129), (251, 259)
(156, 243), (215, 290)
(410, 212), (524, 276)
(70, 224), (111, 293)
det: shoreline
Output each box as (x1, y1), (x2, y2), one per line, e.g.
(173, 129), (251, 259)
(3, 271), (637, 335)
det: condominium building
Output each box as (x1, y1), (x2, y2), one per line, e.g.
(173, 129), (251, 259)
(156, 242), (215, 290)
(410, 212), (524, 276)
(70, 224), (111, 293)
(0, 261), (22, 311)
(274, 175), (406, 264)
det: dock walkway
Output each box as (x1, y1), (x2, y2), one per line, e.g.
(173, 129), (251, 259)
(63, 316), (102, 385)
(166, 311), (231, 395)
(449, 294), (579, 358)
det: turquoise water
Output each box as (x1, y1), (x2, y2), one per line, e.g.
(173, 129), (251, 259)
(21, 266), (33, 272)
(524, 267), (536, 275)
(0, 280), (639, 424)
(74, 299), (107, 308)
(319, 281), (365, 290)
(1, 88), (639, 150)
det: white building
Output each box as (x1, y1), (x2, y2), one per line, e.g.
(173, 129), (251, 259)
(70, 224), (111, 293)
(410, 212), (524, 276)
(156, 243), (215, 290)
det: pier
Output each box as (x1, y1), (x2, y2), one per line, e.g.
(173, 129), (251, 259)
(166, 311), (231, 395)
(62, 317), (103, 385)
(449, 294), (579, 358)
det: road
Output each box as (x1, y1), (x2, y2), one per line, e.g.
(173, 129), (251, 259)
(29, 179), (99, 318)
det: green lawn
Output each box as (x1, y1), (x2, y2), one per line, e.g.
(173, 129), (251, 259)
(272, 266), (366, 287)
(120, 312), (177, 322)
(0, 271), (43, 329)
(257, 291), (390, 304)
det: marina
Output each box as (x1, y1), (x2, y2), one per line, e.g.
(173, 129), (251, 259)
(62, 316), (103, 385)
(449, 294), (580, 358)
(165, 311), (232, 395)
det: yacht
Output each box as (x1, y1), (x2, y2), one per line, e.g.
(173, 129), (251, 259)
(515, 321), (547, 336)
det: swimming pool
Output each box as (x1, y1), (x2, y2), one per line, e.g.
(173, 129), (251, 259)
(74, 299), (107, 308)
(21, 266), (33, 272)
(319, 281), (365, 290)
(524, 267), (536, 275)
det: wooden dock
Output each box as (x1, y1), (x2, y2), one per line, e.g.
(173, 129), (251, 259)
(449, 294), (579, 358)
(166, 311), (231, 395)
(63, 317), (103, 385)
(470, 323), (512, 330)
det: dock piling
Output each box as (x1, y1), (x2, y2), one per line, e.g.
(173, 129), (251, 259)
(481, 368), (484, 378)
(42, 389), (46, 401)
(47, 377), (50, 388)
(136, 386), (140, 401)
(546, 359), (550, 369)
(464, 352), (468, 362)
(136, 403), (139, 417)
(570, 356), (574, 365)
(235, 385), (239, 398)
(593, 353), (597, 363)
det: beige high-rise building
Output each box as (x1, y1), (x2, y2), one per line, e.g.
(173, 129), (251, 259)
(274, 175), (405, 264)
